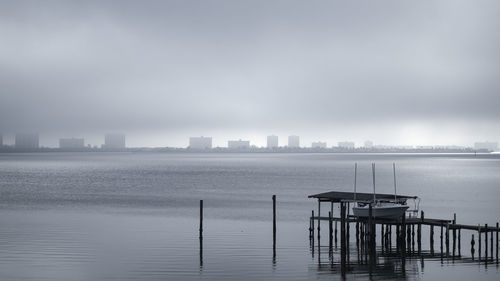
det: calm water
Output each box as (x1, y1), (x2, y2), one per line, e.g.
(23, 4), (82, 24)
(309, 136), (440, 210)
(0, 152), (499, 280)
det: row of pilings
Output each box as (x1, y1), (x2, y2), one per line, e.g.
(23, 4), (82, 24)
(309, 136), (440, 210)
(308, 201), (499, 275)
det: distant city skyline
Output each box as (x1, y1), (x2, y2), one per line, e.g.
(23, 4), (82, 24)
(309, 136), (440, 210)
(0, 132), (498, 151)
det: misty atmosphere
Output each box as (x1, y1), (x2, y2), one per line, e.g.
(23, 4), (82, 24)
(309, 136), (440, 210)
(1, 1), (500, 281)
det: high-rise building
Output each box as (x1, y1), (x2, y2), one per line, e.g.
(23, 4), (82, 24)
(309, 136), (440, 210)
(104, 134), (126, 149)
(338, 141), (355, 149)
(15, 133), (39, 149)
(189, 136), (212, 149)
(59, 138), (85, 149)
(364, 140), (373, 148)
(311, 141), (327, 148)
(288, 135), (300, 148)
(474, 141), (498, 151)
(267, 135), (279, 148)
(228, 139), (250, 149)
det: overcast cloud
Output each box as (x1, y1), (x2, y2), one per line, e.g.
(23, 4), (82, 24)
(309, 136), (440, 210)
(1, 0), (499, 147)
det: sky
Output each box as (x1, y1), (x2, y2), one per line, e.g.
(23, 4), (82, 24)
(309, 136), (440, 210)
(1, 0), (499, 148)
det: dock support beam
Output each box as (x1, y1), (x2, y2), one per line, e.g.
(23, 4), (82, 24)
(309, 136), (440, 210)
(452, 213), (456, 258)
(478, 225), (481, 262)
(430, 225), (434, 256)
(317, 199), (321, 242)
(471, 234), (475, 261)
(496, 222), (499, 264)
(485, 224), (488, 263)
(329, 211), (333, 253)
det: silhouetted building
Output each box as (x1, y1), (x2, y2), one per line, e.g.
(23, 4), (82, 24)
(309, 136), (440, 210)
(15, 133), (39, 149)
(364, 140), (373, 148)
(228, 139), (250, 149)
(189, 136), (212, 149)
(288, 135), (300, 148)
(474, 141), (498, 151)
(267, 135), (278, 148)
(311, 141), (327, 148)
(338, 141), (355, 149)
(59, 138), (85, 149)
(104, 134), (126, 149)
(0, 133), (2, 147)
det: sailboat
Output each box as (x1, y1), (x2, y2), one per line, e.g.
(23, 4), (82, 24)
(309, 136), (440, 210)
(352, 163), (409, 219)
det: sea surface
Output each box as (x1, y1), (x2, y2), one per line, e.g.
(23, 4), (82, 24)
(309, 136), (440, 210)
(0, 152), (499, 281)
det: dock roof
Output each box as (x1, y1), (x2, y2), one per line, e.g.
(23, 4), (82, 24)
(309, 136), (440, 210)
(308, 191), (418, 202)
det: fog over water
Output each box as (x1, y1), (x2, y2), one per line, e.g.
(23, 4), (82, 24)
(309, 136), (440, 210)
(1, 1), (500, 147)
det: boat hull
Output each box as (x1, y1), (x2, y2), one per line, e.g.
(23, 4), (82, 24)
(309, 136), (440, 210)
(352, 205), (409, 219)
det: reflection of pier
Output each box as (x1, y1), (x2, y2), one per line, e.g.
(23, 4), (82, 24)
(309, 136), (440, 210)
(308, 191), (500, 276)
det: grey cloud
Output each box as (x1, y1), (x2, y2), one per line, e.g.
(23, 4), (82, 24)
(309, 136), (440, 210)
(0, 0), (499, 144)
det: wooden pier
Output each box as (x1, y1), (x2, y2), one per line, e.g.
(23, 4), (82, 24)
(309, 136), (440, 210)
(308, 191), (500, 274)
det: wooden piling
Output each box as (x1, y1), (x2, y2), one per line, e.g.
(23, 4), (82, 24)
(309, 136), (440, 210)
(430, 225), (434, 256)
(329, 211), (333, 252)
(478, 225), (481, 262)
(458, 228), (461, 257)
(396, 224), (400, 253)
(340, 203), (347, 274)
(496, 222), (499, 264)
(490, 223), (493, 260)
(471, 234), (475, 261)
(381, 223), (384, 252)
(368, 204), (375, 266)
(317, 199), (321, 241)
(452, 213), (456, 258)
(445, 223), (450, 258)
(401, 214), (406, 261)
(273, 195), (276, 255)
(440, 224), (444, 257)
(199, 200), (203, 239)
(411, 224), (415, 254)
(407, 224), (411, 255)
(485, 224), (488, 262)
(356, 221), (360, 249)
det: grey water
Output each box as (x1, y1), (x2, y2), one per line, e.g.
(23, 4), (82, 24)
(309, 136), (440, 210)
(0, 152), (499, 281)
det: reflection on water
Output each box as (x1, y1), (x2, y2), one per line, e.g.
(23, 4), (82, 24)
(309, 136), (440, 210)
(0, 153), (499, 280)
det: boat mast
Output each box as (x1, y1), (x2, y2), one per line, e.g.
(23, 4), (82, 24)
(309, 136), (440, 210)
(353, 163), (357, 203)
(393, 163), (397, 202)
(372, 163), (376, 203)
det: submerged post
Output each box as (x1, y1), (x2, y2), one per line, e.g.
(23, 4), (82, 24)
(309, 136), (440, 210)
(273, 195), (276, 255)
(496, 222), (499, 264)
(452, 214), (456, 258)
(317, 199), (321, 241)
(329, 211), (333, 252)
(478, 225), (481, 262)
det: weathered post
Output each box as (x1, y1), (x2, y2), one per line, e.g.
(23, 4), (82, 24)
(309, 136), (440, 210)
(356, 221), (360, 249)
(496, 222), (499, 264)
(471, 234), (475, 261)
(311, 210), (315, 243)
(407, 224), (411, 255)
(199, 200), (203, 239)
(490, 224), (493, 260)
(368, 204), (375, 268)
(317, 199), (321, 242)
(329, 211), (333, 252)
(440, 224), (444, 258)
(396, 224), (400, 253)
(452, 213), (456, 258)
(478, 225), (481, 262)
(411, 224), (415, 254)
(401, 214), (406, 261)
(335, 216), (338, 247)
(381, 223), (385, 252)
(446, 223), (450, 258)
(418, 211), (423, 256)
(340, 203), (347, 276)
(272, 195), (276, 256)
(458, 228), (461, 257)
(430, 225), (435, 256)
(485, 224), (488, 263)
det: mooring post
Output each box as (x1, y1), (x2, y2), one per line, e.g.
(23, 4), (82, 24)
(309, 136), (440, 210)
(356, 221), (360, 249)
(340, 202), (346, 275)
(485, 224), (488, 263)
(407, 224), (411, 255)
(446, 223), (450, 258)
(381, 223), (384, 252)
(199, 199), (203, 239)
(478, 224), (481, 262)
(311, 210), (315, 242)
(272, 195), (276, 256)
(317, 199), (321, 242)
(452, 213), (456, 258)
(418, 211), (423, 256)
(401, 214), (406, 260)
(471, 234), (475, 261)
(430, 225), (435, 256)
(490, 223), (493, 260)
(329, 211), (333, 252)
(346, 202), (350, 264)
(458, 228), (461, 257)
(496, 222), (499, 264)
(396, 224), (400, 253)
(368, 204), (375, 268)
(440, 224), (444, 257)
